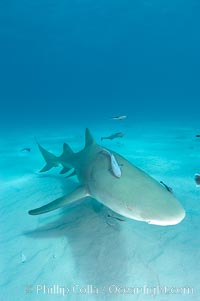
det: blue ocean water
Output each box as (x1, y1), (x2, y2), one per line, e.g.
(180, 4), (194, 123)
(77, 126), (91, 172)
(0, 0), (200, 127)
(1, 1), (200, 301)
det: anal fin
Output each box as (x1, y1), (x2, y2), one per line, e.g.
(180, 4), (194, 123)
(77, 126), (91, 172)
(65, 170), (76, 178)
(28, 186), (89, 215)
(60, 166), (71, 174)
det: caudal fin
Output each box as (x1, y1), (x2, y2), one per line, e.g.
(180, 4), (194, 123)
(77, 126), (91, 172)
(37, 142), (59, 172)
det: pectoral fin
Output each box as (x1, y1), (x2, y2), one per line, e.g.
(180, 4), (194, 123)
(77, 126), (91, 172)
(28, 186), (89, 215)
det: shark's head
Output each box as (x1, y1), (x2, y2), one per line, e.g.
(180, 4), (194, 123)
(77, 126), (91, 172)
(138, 193), (186, 226)
(147, 207), (185, 226)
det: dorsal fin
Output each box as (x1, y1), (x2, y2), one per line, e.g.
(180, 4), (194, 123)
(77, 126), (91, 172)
(59, 143), (74, 164)
(36, 141), (59, 172)
(85, 128), (95, 148)
(63, 143), (74, 156)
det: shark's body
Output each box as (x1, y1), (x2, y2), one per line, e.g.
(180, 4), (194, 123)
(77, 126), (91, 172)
(29, 129), (185, 226)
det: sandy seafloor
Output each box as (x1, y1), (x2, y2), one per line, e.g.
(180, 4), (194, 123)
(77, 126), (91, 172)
(1, 121), (200, 301)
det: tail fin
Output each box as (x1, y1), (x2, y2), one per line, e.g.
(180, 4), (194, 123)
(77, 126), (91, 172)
(37, 142), (59, 173)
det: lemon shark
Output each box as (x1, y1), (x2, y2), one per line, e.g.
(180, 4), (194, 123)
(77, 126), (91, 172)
(29, 129), (185, 226)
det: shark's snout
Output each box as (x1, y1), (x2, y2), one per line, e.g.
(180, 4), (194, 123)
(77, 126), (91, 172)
(147, 205), (186, 226)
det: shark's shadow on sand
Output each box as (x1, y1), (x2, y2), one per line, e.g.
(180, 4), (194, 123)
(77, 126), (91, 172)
(24, 196), (161, 289)
(23, 135), (131, 286)
(24, 209), (166, 299)
(24, 196), (131, 286)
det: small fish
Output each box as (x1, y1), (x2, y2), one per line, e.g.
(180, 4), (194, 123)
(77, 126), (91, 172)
(107, 214), (125, 222)
(160, 181), (173, 193)
(195, 174), (200, 186)
(102, 149), (122, 178)
(101, 132), (124, 141)
(21, 252), (26, 263)
(21, 148), (31, 152)
(112, 115), (127, 120)
(196, 134), (200, 138)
